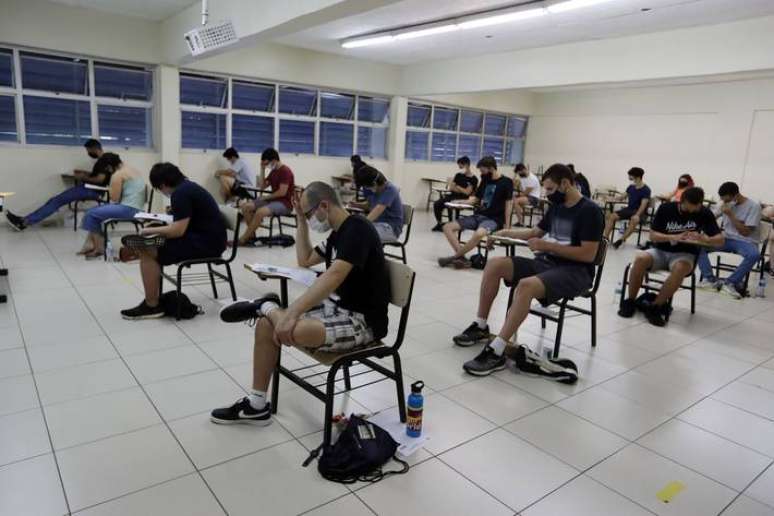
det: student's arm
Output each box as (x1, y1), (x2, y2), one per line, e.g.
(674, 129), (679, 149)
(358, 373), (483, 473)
(73, 169), (90, 177)
(721, 205), (756, 237)
(460, 183), (475, 196)
(531, 239), (600, 263)
(503, 199), (513, 229)
(141, 218), (190, 239)
(108, 175), (123, 203)
(293, 191), (325, 268)
(83, 173), (107, 185)
(366, 204), (386, 222)
(215, 169), (236, 178)
(494, 227), (544, 240)
(262, 183), (289, 202)
(635, 198), (649, 218)
(523, 186), (535, 197)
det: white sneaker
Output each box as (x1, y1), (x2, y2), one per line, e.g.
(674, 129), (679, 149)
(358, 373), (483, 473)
(720, 283), (742, 300)
(698, 279), (719, 290)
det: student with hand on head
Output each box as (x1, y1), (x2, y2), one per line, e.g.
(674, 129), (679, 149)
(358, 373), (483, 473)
(454, 163), (604, 378)
(210, 182), (390, 425)
(237, 148), (295, 246)
(214, 147), (256, 203)
(603, 167), (652, 249)
(696, 182), (761, 299)
(119, 163), (226, 320)
(431, 156), (479, 232)
(438, 156), (514, 269)
(619, 186), (723, 327)
(6, 139), (105, 231)
(350, 165), (404, 243)
(512, 163), (541, 227)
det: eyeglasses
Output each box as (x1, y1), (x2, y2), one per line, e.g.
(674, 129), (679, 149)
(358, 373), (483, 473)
(303, 202), (320, 219)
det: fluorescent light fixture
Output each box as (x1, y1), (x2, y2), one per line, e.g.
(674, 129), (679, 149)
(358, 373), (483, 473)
(458, 7), (547, 29)
(394, 23), (458, 40)
(547, 0), (617, 14)
(341, 35), (395, 48)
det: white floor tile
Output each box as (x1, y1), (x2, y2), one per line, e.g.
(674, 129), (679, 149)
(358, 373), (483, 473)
(109, 324), (193, 357)
(27, 335), (118, 373)
(441, 376), (547, 425)
(0, 348), (29, 379)
(301, 495), (375, 516)
(35, 359), (137, 406)
(0, 454), (68, 516)
(417, 393), (496, 455)
(722, 495), (774, 516)
(0, 408), (50, 467)
(599, 370), (705, 416)
(402, 346), (478, 392)
(144, 369), (244, 422)
(745, 464), (774, 508)
(738, 367), (774, 393)
(197, 336), (256, 367)
(522, 475), (654, 516)
(712, 381), (774, 420)
(124, 345), (216, 384)
(0, 374), (39, 417)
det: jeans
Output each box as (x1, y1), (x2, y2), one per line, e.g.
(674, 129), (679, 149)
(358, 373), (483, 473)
(24, 185), (102, 225)
(698, 238), (760, 287)
(433, 193), (466, 223)
(81, 204), (140, 233)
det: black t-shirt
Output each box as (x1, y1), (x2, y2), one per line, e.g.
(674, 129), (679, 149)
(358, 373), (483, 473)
(475, 175), (514, 228)
(537, 196), (604, 274)
(650, 202), (721, 255)
(314, 215), (390, 339)
(451, 173), (479, 199)
(171, 180), (226, 247)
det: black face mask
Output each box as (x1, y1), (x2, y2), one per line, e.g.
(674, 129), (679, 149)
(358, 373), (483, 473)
(88, 153), (99, 159)
(678, 180), (689, 187)
(547, 190), (566, 204)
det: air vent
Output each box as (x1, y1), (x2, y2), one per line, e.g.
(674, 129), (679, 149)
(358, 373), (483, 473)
(184, 20), (238, 56)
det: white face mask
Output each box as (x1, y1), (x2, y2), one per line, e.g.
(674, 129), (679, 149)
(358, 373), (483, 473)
(308, 214), (331, 233)
(725, 200), (736, 208)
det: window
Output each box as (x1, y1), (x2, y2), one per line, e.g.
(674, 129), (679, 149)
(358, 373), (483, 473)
(98, 105), (151, 147)
(319, 122), (353, 157)
(21, 52), (88, 94)
(94, 63), (152, 101)
(279, 119), (314, 154)
(0, 49), (12, 88)
(457, 134), (481, 164)
(0, 96), (17, 142)
(433, 107), (458, 131)
(484, 113), (506, 136)
(407, 103), (431, 128)
(507, 116), (527, 138)
(505, 139), (524, 165)
(460, 110), (483, 133)
(279, 86), (316, 116)
(180, 73), (227, 107)
(24, 96), (91, 145)
(181, 111), (225, 149)
(405, 131), (429, 160)
(232, 114), (273, 153)
(358, 97), (389, 123)
(482, 137), (505, 163)
(431, 132), (457, 162)
(320, 92), (354, 120)
(357, 126), (387, 159)
(232, 81), (274, 112)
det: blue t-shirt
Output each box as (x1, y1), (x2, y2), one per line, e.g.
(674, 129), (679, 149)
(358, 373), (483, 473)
(626, 184), (651, 211)
(364, 182), (404, 237)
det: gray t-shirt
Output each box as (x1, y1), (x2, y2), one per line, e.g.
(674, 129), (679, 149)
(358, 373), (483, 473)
(721, 198), (761, 244)
(230, 158), (256, 187)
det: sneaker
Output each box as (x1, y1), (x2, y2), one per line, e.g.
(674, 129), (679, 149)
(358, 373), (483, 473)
(612, 239), (624, 250)
(511, 346), (579, 384)
(698, 278), (720, 290)
(462, 346), (507, 376)
(452, 257), (472, 269)
(210, 397), (272, 426)
(431, 223), (444, 232)
(438, 256), (456, 268)
(219, 293), (281, 324)
(120, 300), (165, 320)
(644, 303), (667, 327)
(453, 322), (492, 347)
(617, 298), (636, 318)
(5, 212), (26, 232)
(720, 282), (742, 300)
(121, 234), (166, 250)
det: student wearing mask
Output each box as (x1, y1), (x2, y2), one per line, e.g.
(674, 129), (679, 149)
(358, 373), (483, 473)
(237, 148), (295, 245)
(432, 156), (479, 231)
(350, 154), (367, 174)
(454, 164), (603, 378)
(512, 163), (541, 227)
(619, 187), (723, 327)
(6, 139), (105, 231)
(439, 156), (514, 269)
(214, 147), (256, 203)
(697, 182), (761, 299)
(603, 167), (652, 249)
(351, 165), (404, 243)
(210, 182), (389, 425)
(659, 174), (694, 202)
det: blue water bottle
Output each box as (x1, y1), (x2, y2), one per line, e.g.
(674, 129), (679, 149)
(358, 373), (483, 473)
(406, 381), (424, 438)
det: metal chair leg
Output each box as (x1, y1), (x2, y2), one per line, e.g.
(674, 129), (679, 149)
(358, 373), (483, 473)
(206, 263), (218, 299)
(225, 263), (237, 301)
(553, 301), (568, 357)
(590, 295), (598, 347)
(271, 348), (281, 414)
(176, 267), (184, 321)
(393, 353), (407, 422)
(323, 365), (339, 447)
(343, 365), (352, 390)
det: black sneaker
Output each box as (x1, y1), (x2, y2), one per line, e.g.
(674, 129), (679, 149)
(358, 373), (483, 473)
(453, 322), (492, 347)
(438, 256), (456, 268)
(644, 303), (667, 327)
(120, 300), (165, 320)
(452, 257), (472, 269)
(5, 212), (26, 232)
(121, 234), (166, 250)
(612, 239), (624, 249)
(210, 397), (272, 425)
(219, 293), (281, 324)
(462, 346), (507, 376)
(431, 223), (444, 232)
(512, 346), (579, 384)
(617, 298), (636, 318)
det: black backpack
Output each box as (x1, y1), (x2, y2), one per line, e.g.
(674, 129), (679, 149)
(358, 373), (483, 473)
(256, 235), (296, 248)
(308, 415), (409, 484)
(470, 252), (487, 270)
(159, 291), (203, 320)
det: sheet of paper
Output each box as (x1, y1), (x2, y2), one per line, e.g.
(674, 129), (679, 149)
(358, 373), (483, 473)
(489, 236), (528, 246)
(367, 410), (428, 458)
(247, 263), (318, 287)
(445, 202), (475, 209)
(85, 184), (110, 191)
(134, 212), (173, 224)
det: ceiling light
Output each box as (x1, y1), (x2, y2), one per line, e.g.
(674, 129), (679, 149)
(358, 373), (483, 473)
(458, 8), (547, 29)
(547, 0), (617, 14)
(394, 24), (458, 40)
(341, 35), (395, 48)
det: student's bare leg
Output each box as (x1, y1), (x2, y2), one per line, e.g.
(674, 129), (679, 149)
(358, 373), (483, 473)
(626, 252), (653, 300)
(498, 276), (545, 342)
(513, 197), (527, 225)
(455, 228), (488, 257)
(218, 175), (235, 202)
(654, 260), (692, 305)
(239, 206), (272, 244)
(442, 221), (463, 254)
(78, 233), (96, 255)
(477, 257), (514, 319)
(619, 215), (640, 243)
(604, 212), (619, 240)
(138, 249), (161, 306)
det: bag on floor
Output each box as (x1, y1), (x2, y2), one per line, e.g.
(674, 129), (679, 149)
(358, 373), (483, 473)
(159, 291), (203, 319)
(470, 252), (487, 270)
(256, 235), (296, 248)
(309, 415), (409, 484)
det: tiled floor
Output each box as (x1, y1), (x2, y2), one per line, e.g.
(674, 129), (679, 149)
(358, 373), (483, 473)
(1, 210), (774, 516)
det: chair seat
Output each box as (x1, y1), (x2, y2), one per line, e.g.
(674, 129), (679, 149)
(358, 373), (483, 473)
(297, 340), (387, 366)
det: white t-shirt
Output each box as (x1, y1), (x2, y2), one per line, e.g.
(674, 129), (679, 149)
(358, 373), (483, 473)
(230, 158), (256, 187)
(519, 173), (541, 199)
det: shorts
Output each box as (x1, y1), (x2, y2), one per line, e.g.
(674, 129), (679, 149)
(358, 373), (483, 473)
(615, 207), (637, 220)
(526, 196), (540, 208)
(507, 256), (593, 305)
(230, 181), (253, 200)
(303, 300), (375, 352)
(254, 199), (291, 216)
(157, 236), (226, 266)
(373, 222), (400, 243)
(645, 248), (695, 272)
(457, 214), (498, 233)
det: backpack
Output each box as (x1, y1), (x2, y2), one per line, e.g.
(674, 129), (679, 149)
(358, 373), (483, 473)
(256, 234), (296, 248)
(308, 415), (409, 484)
(635, 292), (673, 315)
(159, 291), (203, 320)
(470, 252), (487, 270)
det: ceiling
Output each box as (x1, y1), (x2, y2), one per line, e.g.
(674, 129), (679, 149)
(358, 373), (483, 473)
(276, 0), (774, 65)
(48, 0), (199, 21)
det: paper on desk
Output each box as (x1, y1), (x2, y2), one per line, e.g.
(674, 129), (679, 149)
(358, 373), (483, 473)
(85, 184), (110, 191)
(367, 410), (428, 458)
(247, 263), (318, 287)
(134, 212), (173, 224)
(489, 235), (528, 245)
(445, 202), (475, 209)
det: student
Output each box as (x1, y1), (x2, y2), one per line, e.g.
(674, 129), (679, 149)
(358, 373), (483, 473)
(659, 173), (694, 202)
(119, 163), (226, 320)
(5, 139), (105, 231)
(697, 182), (761, 298)
(432, 156), (479, 231)
(237, 148), (295, 245)
(210, 182), (389, 425)
(350, 154), (367, 174)
(603, 167), (652, 249)
(352, 165), (404, 243)
(214, 147), (256, 203)
(568, 164), (591, 198)
(439, 156), (513, 269)
(454, 163), (603, 377)
(78, 154), (146, 258)
(619, 187), (723, 327)
(512, 163), (541, 227)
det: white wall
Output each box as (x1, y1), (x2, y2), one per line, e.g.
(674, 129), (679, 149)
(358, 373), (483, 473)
(526, 76), (774, 203)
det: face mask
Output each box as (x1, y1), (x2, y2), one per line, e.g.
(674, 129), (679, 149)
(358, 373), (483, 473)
(629, 178), (636, 184)
(88, 153), (99, 159)
(547, 189), (566, 205)
(678, 180), (689, 187)
(518, 172), (528, 178)
(308, 213), (331, 233)
(161, 191), (171, 199)
(725, 200), (736, 208)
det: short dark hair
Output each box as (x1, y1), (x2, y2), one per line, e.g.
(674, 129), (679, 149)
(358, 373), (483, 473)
(305, 181), (342, 208)
(457, 156), (470, 166)
(350, 154), (363, 165)
(150, 162), (186, 189)
(682, 186), (705, 205)
(261, 148), (280, 162)
(514, 163), (526, 173)
(354, 165), (386, 189)
(92, 152), (121, 176)
(542, 163), (575, 185)
(567, 163), (576, 173)
(477, 156), (497, 170)
(223, 147), (239, 159)
(628, 167), (645, 179)
(718, 182), (739, 197)
(84, 139), (102, 150)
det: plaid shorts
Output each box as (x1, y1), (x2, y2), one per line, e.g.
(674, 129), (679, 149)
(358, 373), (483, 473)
(303, 300), (375, 352)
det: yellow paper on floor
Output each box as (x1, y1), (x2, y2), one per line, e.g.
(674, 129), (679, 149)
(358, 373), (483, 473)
(656, 481), (685, 503)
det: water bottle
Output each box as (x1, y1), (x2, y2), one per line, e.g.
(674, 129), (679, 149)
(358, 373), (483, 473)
(105, 240), (115, 262)
(755, 275), (767, 298)
(406, 381), (424, 438)
(613, 280), (623, 303)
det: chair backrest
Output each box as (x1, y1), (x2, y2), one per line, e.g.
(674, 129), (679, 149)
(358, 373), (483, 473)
(400, 204), (414, 245)
(589, 238), (609, 294)
(219, 205), (243, 262)
(385, 260), (416, 349)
